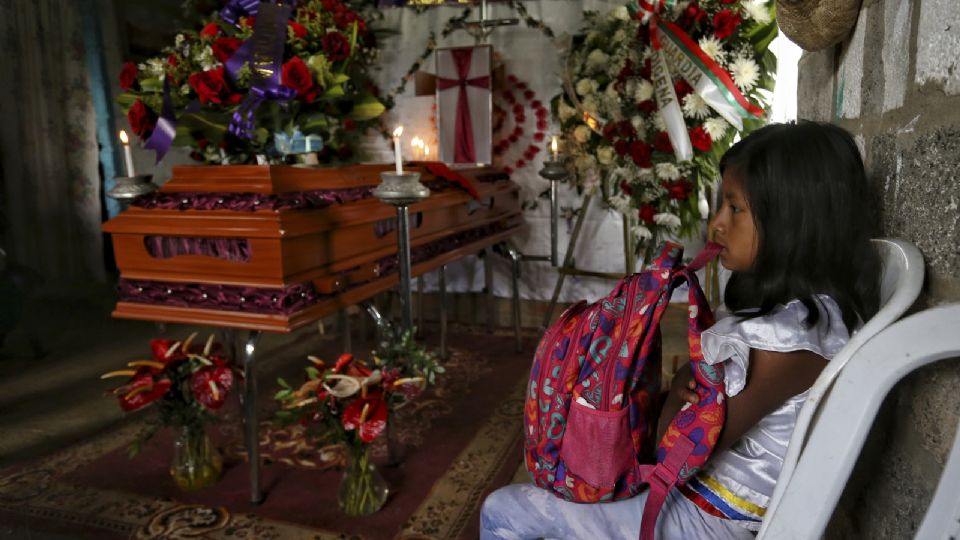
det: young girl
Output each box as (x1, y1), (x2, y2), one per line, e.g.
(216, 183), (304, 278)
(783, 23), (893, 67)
(480, 122), (882, 539)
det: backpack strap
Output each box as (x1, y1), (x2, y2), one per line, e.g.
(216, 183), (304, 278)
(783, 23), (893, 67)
(648, 242), (684, 270)
(637, 250), (723, 540)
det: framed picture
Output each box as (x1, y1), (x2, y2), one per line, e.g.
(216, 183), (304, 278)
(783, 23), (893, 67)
(435, 45), (493, 165)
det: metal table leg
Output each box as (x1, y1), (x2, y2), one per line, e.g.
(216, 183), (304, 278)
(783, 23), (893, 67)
(439, 265), (447, 359)
(241, 330), (263, 504)
(339, 309), (351, 353)
(484, 248), (495, 332)
(503, 244), (523, 352)
(417, 276), (425, 337)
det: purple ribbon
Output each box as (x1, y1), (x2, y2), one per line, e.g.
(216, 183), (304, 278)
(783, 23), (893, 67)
(227, 0), (297, 140)
(220, 0), (260, 27)
(143, 78), (177, 162)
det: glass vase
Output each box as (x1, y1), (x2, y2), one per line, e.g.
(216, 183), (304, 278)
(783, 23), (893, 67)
(338, 443), (389, 516)
(170, 424), (223, 491)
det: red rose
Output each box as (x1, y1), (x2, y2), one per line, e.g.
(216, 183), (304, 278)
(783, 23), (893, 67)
(620, 180), (633, 196)
(690, 126), (713, 152)
(200, 22), (219, 38)
(242, 16), (255, 28)
(679, 3), (707, 30)
(638, 204), (657, 225)
(334, 9), (366, 33)
(713, 10), (742, 40)
(282, 57), (319, 103)
(653, 131), (673, 154)
(288, 20), (308, 39)
(618, 121), (637, 139)
(119, 62), (138, 90)
(322, 0), (341, 11)
(343, 118), (355, 131)
(674, 79), (693, 102)
(663, 179), (693, 199)
(629, 141), (652, 168)
(167, 53), (178, 67)
(211, 36), (242, 63)
(614, 139), (630, 156)
(617, 58), (634, 83)
(638, 100), (657, 114)
(127, 100), (156, 139)
(188, 67), (231, 105)
(321, 32), (351, 62)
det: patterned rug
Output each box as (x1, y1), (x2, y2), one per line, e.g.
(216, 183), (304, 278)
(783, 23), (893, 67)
(0, 330), (534, 539)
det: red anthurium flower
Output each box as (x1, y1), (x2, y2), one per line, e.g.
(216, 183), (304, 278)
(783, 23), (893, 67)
(117, 374), (172, 412)
(191, 365), (234, 409)
(150, 338), (187, 365)
(332, 353), (372, 377)
(342, 397), (388, 443)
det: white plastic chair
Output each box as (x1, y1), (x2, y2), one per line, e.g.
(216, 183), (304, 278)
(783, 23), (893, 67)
(760, 303), (960, 539)
(758, 238), (925, 537)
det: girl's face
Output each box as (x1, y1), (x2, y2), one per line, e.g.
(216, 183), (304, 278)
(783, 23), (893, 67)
(710, 169), (759, 272)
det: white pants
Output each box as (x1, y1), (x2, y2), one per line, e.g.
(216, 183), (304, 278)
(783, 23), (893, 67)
(480, 482), (757, 540)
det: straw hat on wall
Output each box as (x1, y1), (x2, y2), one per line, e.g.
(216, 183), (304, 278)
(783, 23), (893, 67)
(776, 0), (864, 51)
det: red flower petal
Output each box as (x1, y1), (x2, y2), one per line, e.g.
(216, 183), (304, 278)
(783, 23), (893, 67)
(192, 366), (234, 410)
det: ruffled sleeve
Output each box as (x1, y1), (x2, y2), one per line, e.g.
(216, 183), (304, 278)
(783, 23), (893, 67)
(701, 296), (851, 397)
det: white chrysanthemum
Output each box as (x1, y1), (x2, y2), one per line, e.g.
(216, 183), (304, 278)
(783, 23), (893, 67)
(575, 154), (597, 173)
(612, 29), (629, 45)
(682, 93), (710, 120)
(175, 34), (185, 48)
(655, 162), (681, 181)
(597, 146), (615, 165)
(611, 5), (631, 21)
(729, 56), (760, 91)
(654, 212), (682, 229)
(587, 49), (609, 72)
(743, 0), (772, 24)
(609, 194), (633, 214)
(704, 117), (730, 140)
(605, 82), (620, 99)
(632, 224), (653, 242)
(652, 112), (667, 132)
(698, 36), (727, 66)
(573, 125), (592, 143)
(576, 78), (598, 96)
(630, 115), (645, 132)
(558, 100), (577, 122)
(180, 84), (191, 96)
(635, 80), (654, 102)
(581, 96), (599, 116)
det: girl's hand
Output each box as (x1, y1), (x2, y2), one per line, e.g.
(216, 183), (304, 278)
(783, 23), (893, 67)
(669, 365), (700, 406)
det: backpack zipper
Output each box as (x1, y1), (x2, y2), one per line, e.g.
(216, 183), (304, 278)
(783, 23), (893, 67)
(600, 275), (640, 412)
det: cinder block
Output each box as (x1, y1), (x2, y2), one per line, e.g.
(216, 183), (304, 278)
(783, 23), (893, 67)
(916, 0), (960, 94)
(882, 0), (913, 111)
(838, 5), (869, 118)
(797, 49), (836, 121)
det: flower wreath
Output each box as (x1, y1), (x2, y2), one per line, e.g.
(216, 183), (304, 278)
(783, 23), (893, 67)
(555, 0), (777, 257)
(118, 0), (388, 165)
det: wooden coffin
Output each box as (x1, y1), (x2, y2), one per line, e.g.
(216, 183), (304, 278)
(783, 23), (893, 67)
(103, 163), (524, 332)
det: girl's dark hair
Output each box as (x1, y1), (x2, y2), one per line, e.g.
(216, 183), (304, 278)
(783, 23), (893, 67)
(719, 121), (882, 333)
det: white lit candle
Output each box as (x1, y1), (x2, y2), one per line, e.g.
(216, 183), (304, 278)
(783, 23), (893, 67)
(424, 144), (430, 159)
(119, 130), (135, 177)
(393, 126), (404, 174)
(551, 136), (559, 161)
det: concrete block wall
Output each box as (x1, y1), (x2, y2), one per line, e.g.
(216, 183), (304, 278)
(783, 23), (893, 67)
(795, 0), (960, 537)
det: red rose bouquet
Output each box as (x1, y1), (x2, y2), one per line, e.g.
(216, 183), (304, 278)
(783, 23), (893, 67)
(274, 325), (443, 515)
(101, 332), (239, 490)
(117, 0), (388, 165)
(555, 0), (777, 258)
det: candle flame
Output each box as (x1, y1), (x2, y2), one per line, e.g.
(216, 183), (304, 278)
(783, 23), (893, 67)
(119, 130), (130, 145)
(393, 126), (403, 138)
(551, 136), (558, 153)
(424, 145), (430, 157)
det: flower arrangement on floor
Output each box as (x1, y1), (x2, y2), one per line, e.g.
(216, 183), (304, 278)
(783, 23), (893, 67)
(117, 0), (388, 165)
(555, 0), (777, 257)
(101, 333), (237, 491)
(274, 325), (443, 515)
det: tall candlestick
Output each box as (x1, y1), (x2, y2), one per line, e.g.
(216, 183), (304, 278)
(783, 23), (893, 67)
(119, 130), (135, 177)
(551, 136), (559, 161)
(393, 126), (404, 174)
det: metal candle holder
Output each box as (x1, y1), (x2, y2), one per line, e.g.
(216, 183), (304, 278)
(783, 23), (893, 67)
(537, 160), (568, 267)
(107, 174), (157, 204)
(373, 171), (430, 331)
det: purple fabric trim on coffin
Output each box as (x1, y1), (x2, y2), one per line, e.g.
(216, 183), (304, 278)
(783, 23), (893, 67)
(144, 236), (251, 262)
(128, 178), (503, 212)
(117, 280), (322, 315)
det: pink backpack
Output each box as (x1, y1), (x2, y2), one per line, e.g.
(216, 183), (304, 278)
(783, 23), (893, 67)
(524, 242), (724, 540)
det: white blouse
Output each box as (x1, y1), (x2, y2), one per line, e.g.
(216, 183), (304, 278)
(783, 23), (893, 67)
(682, 296), (851, 531)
